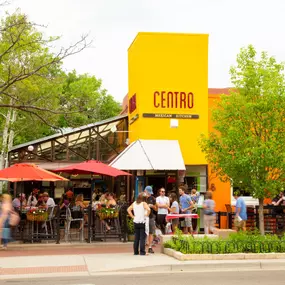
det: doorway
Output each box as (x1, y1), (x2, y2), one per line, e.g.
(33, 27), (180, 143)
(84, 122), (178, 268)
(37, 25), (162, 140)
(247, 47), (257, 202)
(146, 176), (165, 197)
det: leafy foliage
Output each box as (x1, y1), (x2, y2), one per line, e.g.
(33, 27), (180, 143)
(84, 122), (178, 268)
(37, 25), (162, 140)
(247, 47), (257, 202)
(199, 45), (285, 234)
(164, 231), (285, 254)
(0, 10), (121, 148)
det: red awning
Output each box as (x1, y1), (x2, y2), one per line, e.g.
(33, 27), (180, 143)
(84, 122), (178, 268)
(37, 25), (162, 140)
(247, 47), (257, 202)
(0, 163), (68, 182)
(53, 160), (131, 177)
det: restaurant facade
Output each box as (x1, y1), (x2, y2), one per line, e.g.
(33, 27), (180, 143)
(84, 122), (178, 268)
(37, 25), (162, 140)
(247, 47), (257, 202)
(111, 32), (235, 213)
(8, 32), (260, 215)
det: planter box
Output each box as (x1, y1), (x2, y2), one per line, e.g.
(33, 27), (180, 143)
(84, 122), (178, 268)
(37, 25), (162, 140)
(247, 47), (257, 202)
(163, 247), (285, 261)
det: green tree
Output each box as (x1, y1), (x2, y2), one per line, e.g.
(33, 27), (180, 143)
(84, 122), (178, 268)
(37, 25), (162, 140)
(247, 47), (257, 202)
(0, 10), (89, 175)
(58, 71), (121, 128)
(200, 45), (285, 235)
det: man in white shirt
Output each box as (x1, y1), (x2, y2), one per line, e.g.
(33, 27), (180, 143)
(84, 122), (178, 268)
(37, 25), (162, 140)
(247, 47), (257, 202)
(42, 192), (55, 209)
(156, 188), (169, 234)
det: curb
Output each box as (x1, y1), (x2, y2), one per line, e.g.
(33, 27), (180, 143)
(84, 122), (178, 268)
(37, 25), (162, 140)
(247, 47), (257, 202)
(163, 247), (285, 261)
(114, 259), (285, 273)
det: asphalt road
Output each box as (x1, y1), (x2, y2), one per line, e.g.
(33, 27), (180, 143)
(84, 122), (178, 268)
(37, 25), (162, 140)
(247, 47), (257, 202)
(3, 270), (285, 285)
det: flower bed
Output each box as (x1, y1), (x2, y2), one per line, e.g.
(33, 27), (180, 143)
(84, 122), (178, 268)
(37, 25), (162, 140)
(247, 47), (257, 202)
(164, 230), (285, 254)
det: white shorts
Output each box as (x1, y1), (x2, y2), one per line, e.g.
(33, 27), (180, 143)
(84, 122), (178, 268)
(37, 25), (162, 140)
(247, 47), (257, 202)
(145, 216), (149, 236)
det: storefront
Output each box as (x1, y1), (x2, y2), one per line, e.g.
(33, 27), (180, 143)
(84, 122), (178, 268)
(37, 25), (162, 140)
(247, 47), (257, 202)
(110, 32), (233, 213)
(8, 32), (252, 214)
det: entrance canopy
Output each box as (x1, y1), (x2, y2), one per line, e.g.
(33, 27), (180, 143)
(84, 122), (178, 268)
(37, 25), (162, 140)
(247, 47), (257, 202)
(109, 139), (185, 170)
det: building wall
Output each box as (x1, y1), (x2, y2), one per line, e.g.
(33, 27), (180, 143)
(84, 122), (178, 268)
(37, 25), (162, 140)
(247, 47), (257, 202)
(128, 32), (209, 165)
(127, 32), (231, 213)
(208, 92), (231, 212)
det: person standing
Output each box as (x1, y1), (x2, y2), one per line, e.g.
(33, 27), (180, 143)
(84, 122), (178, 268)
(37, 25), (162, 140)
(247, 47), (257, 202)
(203, 191), (216, 234)
(179, 186), (193, 234)
(0, 194), (13, 250)
(168, 193), (180, 233)
(156, 188), (169, 235)
(144, 186), (156, 254)
(234, 191), (247, 232)
(127, 193), (150, 256)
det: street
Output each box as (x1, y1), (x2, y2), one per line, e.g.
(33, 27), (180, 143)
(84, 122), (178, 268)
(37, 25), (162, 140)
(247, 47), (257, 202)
(2, 270), (285, 285)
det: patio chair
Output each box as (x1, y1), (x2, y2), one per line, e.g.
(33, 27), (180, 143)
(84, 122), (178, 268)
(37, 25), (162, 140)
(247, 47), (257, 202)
(64, 207), (84, 242)
(43, 206), (55, 238)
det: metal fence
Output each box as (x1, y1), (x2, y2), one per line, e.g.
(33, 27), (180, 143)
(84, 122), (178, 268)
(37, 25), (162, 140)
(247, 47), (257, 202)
(12, 204), (129, 244)
(216, 206), (285, 235)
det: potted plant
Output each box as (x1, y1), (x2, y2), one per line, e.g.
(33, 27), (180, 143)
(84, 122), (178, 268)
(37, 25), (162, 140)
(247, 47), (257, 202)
(127, 216), (135, 241)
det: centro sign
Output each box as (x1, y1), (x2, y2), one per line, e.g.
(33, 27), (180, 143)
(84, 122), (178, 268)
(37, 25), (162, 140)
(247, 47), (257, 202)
(154, 91), (194, 109)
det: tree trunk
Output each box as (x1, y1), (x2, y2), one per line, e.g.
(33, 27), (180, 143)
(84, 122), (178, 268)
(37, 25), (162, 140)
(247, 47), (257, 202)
(258, 198), (265, 235)
(0, 107), (12, 169)
(5, 109), (17, 168)
(0, 107), (12, 193)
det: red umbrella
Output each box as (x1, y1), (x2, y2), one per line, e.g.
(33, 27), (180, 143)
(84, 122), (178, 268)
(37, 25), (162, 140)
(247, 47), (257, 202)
(53, 160), (131, 177)
(0, 163), (68, 182)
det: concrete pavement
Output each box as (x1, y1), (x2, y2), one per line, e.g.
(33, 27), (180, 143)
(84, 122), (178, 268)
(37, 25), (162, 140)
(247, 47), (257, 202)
(5, 270), (285, 285)
(1, 251), (285, 280)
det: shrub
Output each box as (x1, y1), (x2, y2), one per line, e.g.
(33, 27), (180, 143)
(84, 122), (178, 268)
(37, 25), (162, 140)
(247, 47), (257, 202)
(164, 231), (285, 254)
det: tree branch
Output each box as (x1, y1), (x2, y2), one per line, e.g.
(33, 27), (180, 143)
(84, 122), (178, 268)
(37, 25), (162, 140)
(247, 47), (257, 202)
(0, 104), (83, 114)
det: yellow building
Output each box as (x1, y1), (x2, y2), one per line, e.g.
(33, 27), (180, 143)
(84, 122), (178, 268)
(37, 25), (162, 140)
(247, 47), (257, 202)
(110, 32), (233, 218)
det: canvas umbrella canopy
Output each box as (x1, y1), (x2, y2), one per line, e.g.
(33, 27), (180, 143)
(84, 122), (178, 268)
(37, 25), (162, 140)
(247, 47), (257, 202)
(0, 163), (68, 182)
(54, 160), (131, 203)
(53, 160), (131, 177)
(0, 163), (68, 214)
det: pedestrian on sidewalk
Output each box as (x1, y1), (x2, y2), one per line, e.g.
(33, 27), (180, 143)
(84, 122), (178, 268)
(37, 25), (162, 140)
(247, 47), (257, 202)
(168, 193), (179, 233)
(203, 191), (217, 234)
(179, 186), (193, 234)
(144, 186), (157, 254)
(156, 188), (170, 234)
(0, 194), (13, 250)
(234, 191), (247, 232)
(127, 193), (150, 256)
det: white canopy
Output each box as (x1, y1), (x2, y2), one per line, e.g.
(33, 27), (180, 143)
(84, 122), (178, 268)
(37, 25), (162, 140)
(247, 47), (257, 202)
(109, 139), (185, 170)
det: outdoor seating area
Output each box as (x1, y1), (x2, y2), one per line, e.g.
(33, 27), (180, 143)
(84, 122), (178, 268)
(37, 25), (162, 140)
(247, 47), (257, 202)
(10, 201), (128, 244)
(0, 160), (131, 244)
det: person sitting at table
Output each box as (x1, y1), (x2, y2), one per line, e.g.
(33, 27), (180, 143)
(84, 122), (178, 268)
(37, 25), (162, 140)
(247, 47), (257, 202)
(60, 194), (70, 210)
(99, 192), (109, 206)
(27, 188), (40, 207)
(103, 193), (117, 232)
(12, 193), (27, 209)
(106, 193), (117, 208)
(42, 192), (55, 209)
(36, 194), (46, 208)
(65, 189), (74, 200)
(72, 194), (88, 231)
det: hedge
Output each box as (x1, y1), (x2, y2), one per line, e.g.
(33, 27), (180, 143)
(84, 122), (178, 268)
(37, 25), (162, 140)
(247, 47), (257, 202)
(164, 230), (285, 254)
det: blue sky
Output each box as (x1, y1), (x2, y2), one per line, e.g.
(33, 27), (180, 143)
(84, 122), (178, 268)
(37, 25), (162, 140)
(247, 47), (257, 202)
(6, 0), (285, 101)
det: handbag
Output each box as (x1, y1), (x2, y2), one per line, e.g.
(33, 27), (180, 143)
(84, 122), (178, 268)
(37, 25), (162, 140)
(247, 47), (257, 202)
(9, 210), (20, 226)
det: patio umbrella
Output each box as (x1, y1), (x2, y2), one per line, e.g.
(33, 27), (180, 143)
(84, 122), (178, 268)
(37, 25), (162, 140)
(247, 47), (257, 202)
(0, 163), (69, 182)
(53, 160), (131, 202)
(53, 160), (131, 177)
(0, 163), (68, 213)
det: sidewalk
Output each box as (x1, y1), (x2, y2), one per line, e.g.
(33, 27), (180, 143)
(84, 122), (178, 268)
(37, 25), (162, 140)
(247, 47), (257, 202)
(0, 241), (135, 257)
(1, 250), (285, 280)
